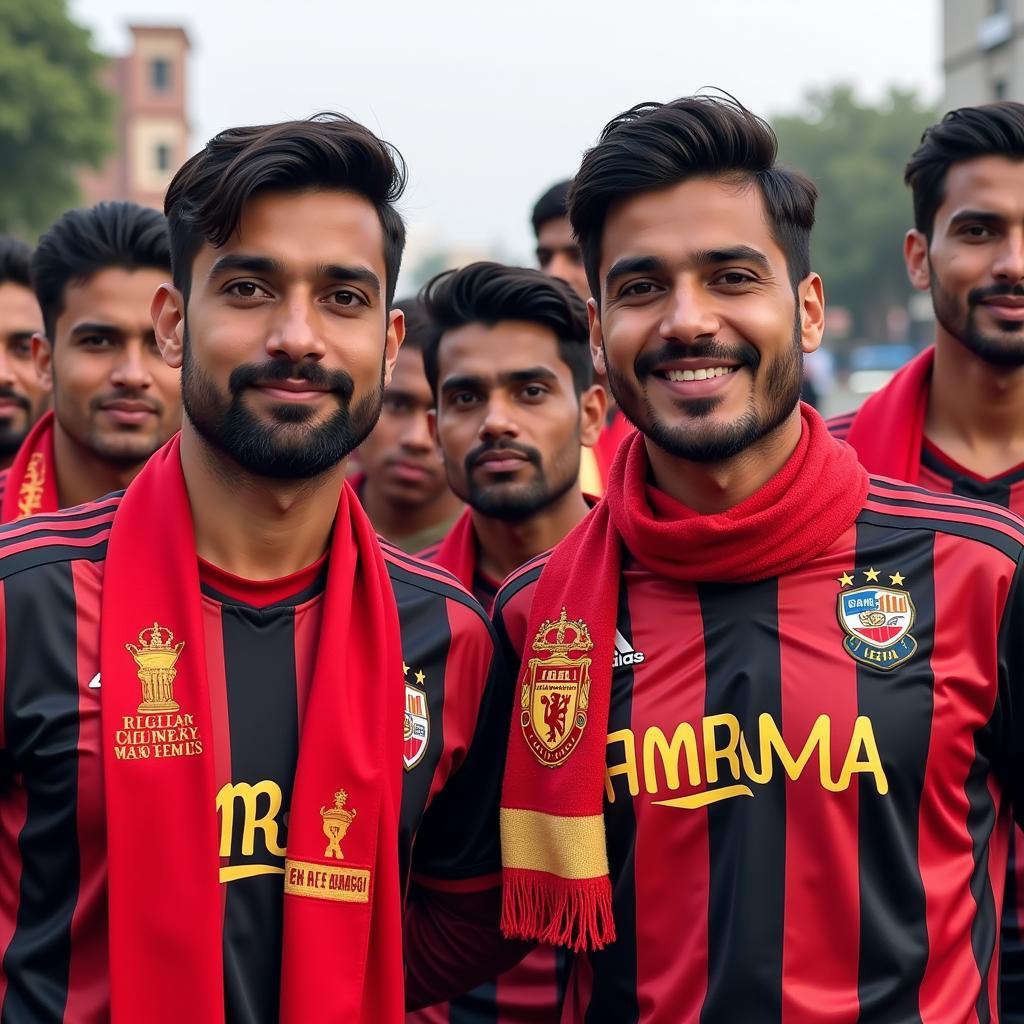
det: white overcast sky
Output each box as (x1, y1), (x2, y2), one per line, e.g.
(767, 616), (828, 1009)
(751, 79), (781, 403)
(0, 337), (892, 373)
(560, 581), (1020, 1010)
(71, 0), (942, 276)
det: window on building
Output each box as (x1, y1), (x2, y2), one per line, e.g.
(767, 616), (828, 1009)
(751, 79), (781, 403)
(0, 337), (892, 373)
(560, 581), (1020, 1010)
(155, 143), (172, 173)
(994, 78), (1009, 101)
(150, 58), (171, 92)
(991, 0), (1008, 13)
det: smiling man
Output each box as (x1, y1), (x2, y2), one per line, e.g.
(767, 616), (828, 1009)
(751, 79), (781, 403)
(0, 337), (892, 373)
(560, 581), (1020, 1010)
(353, 296), (462, 551)
(0, 237), (48, 468)
(826, 101), (1024, 1019)
(0, 203), (181, 521)
(492, 96), (1024, 1023)
(0, 115), (505, 1024)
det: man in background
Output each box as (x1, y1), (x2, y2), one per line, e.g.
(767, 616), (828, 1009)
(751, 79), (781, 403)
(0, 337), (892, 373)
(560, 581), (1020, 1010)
(352, 295), (461, 551)
(0, 237), (48, 469)
(0, 202), (181, 519)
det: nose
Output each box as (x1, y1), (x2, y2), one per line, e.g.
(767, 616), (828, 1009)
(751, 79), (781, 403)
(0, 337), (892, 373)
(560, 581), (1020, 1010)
(478, 393), (519, 442)
(267, 297), (326, 363)
(399, 410), (433, 453)
(993, 230), (1024, 284)
(660, 279), (721, 344)
(110, 340), (153, 390)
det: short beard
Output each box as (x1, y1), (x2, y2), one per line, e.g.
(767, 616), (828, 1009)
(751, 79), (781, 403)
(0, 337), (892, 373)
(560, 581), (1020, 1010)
(461, 439), (579, 523)
(181, 338), (383, 480)
(0, 422), (28, 458)
(0, 389), (34, 457)
(932, 274), (1024, 368)
(606, 312), (803, 463)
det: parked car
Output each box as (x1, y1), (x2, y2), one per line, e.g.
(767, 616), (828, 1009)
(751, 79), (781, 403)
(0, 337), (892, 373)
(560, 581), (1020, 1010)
(846, 343), (918, 395)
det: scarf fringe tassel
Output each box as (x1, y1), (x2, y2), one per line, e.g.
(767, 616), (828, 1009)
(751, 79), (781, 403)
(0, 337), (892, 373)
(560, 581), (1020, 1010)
(501, 868), (615, 952)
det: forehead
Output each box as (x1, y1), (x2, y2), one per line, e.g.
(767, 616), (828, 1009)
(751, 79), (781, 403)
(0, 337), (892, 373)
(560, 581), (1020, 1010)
(0, 282), (43, 328)
(600, 177), (784, 275)
(935, 156), (1024, 225)
(201, 190), (386, 281)
(59, 267), (166, 331)
(537, 217), (575, 247)
(387, 345), (431, 394)
(438, 320), (568, 380)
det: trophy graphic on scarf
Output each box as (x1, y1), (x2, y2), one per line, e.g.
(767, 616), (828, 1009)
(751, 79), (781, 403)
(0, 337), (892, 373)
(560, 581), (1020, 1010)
(321, 789), (357, 860)
(126, 623), (185, 713)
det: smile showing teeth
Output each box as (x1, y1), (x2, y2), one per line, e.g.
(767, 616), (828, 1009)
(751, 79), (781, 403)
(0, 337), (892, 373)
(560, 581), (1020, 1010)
(663, 366), (738, 382)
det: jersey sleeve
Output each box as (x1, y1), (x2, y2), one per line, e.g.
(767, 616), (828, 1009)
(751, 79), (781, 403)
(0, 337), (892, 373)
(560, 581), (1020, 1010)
(410, 601), (512, 887)
(999, 551), (1024, 824)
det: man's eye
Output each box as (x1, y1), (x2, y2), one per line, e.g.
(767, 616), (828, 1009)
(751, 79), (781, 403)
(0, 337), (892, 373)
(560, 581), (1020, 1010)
(80, 335), (111, 348)
(227, 281), (264, 299)
(521, 384), (547, 399)
(717, 272), (755, 285)
(449, 392), (477, 406)
(537, 249), (553, 268)
(330, 290), (363, 307)
(962, 225), (994, 239)
(11, 340), (32, 358)
(621, 281), (657, 297)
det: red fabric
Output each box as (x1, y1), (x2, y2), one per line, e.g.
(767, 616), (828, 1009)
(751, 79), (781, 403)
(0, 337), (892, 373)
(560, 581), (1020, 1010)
(99, 437), (405, 1024)
(500, 405), (868, 952)
(197, 552), (327, 607)
(593, 410), (635, 484)
(1, 410), (58, 522)
(427, 509), (477, 593)
(843, 347), (934, 485)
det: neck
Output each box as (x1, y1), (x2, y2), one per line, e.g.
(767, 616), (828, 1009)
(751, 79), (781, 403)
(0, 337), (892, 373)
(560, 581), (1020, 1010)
(53, 419), (148, 509)
(647, 407), (803, 514)
(926, 330), (1024, 474)
(180, 422), (344, 581)
(472, 485), (591, 581)
(360, 477), (462, 544)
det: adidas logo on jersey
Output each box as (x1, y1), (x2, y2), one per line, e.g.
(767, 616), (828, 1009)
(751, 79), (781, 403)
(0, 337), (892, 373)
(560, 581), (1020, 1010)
(613, 630), (645, 668)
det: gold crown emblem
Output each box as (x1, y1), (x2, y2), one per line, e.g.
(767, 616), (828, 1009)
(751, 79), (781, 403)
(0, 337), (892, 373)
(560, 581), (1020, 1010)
(320, 789), (357, 860)
(531, 608), (593, 657)
(125, 622), (185, 713)
(321, 789), (351, 821)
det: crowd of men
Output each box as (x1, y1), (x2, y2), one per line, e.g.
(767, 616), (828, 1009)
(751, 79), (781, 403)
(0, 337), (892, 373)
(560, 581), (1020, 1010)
(0, 93), (1021, 1024)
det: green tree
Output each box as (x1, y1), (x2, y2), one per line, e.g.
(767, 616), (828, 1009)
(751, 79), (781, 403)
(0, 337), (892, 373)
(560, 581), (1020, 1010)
(0, 0), (114, 237)
(773, 85), (937, 342)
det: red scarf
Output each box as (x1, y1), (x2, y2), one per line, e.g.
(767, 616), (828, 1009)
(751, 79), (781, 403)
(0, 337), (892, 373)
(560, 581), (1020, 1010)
(1, 410), (58, 521)
(100, 437), (405, 1023)
(429, 509), (478, 592)
(843, 346), (934, 484)
(500, 405), (868, 951)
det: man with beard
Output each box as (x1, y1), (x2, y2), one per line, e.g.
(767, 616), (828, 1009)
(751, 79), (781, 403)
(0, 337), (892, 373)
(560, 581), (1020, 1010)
(0, 238), (48, 469)
(826, 101), (1024, 1018)
(417, 262), (604, 609)
(0, 203), (181, 520)
(352, 296), (462, 551)
(0, 115), (510, 1024)
(492, 95), (1024, 1023)
(532, 182), (633, 493)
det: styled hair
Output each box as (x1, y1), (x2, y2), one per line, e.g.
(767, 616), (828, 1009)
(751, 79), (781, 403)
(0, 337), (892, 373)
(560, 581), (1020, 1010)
(392, 296), (432, 352)
(905, 101), (1024, 237)
(531, 179), (572, 237)
(164, 112), (407, 306)
(420, 261), (593, 397)
(32, 202), (170, 339)
(0, 237), (32, 289)
(570, 94), (817, 300)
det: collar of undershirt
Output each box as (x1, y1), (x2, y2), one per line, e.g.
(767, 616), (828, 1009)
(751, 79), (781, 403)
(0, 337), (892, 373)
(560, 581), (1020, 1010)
(198, 551), (328, 609)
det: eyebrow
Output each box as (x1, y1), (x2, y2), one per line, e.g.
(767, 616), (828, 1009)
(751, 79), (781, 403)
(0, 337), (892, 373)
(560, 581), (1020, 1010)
(70, 321), (122, 337)
(604, 245), (772, 289)
(949, 209), (1006, 228)
(440, 366), (560, 394)
(207, 253), (381, 296)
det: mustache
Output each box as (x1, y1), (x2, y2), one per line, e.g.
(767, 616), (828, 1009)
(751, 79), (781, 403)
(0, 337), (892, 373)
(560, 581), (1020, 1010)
(0, 388), (30, 412)
(229, 359), (355, 401)
(969, 283), (1024, 306)
(634, 339), (759, 379)
(89, 390), (162, 414)
(464, 439), (542, 475)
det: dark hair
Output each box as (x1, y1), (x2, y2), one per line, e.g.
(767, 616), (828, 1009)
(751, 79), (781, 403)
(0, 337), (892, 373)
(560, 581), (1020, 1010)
(393, 295), (432, 352)
(420, 261), (593, 397)
(570, 94), (817, 300)
(905, 101), (1024, 238)
(165, 112), (407, 306)
(32, 202), (170, 339)
(0, 237), (33, 289)
(531, 179), (572, 238)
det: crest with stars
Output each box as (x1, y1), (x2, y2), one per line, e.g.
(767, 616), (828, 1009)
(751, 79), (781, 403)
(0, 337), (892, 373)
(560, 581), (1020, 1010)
(835, 567), (917, 671)
(403, 662), (430, 771)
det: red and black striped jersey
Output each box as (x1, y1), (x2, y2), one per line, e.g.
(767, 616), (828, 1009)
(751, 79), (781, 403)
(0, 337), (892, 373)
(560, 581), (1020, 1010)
(0, 469), (8, 508)
(494, 478), (1024, 1023)
(0, 496), (500, 1024)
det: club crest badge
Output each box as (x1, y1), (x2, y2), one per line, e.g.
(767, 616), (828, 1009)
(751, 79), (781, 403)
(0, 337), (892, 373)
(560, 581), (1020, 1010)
(403, 679), (429, 771)
(836, 569), (917, 671)
(520, 607), (593, 767)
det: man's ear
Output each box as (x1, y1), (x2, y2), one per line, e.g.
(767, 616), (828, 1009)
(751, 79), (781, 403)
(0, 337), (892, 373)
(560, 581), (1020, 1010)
(384, 308), (406, 388)
(31, 333), (54, 391)
(797, 273), (825, 356)
(904, 229), (931, 292)
(588, 298), (606, 377)
(578, 383), (607, 448)
(152, 283), (186, 369)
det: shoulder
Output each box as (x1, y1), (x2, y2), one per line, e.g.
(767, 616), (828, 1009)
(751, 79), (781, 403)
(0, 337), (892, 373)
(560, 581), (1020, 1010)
(860, 475), (1024, 565)
(415, 540), (443, 563)
(825, 410), (855, 441)
(491, 549), (551, 652)
(380, 539), (491, 634)
(0, 493), (120, 582)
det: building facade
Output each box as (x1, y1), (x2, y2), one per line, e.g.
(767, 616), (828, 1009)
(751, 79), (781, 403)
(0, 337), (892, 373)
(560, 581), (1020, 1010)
(79, 25), (190, 211)
(944, 0), (1024, 108)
